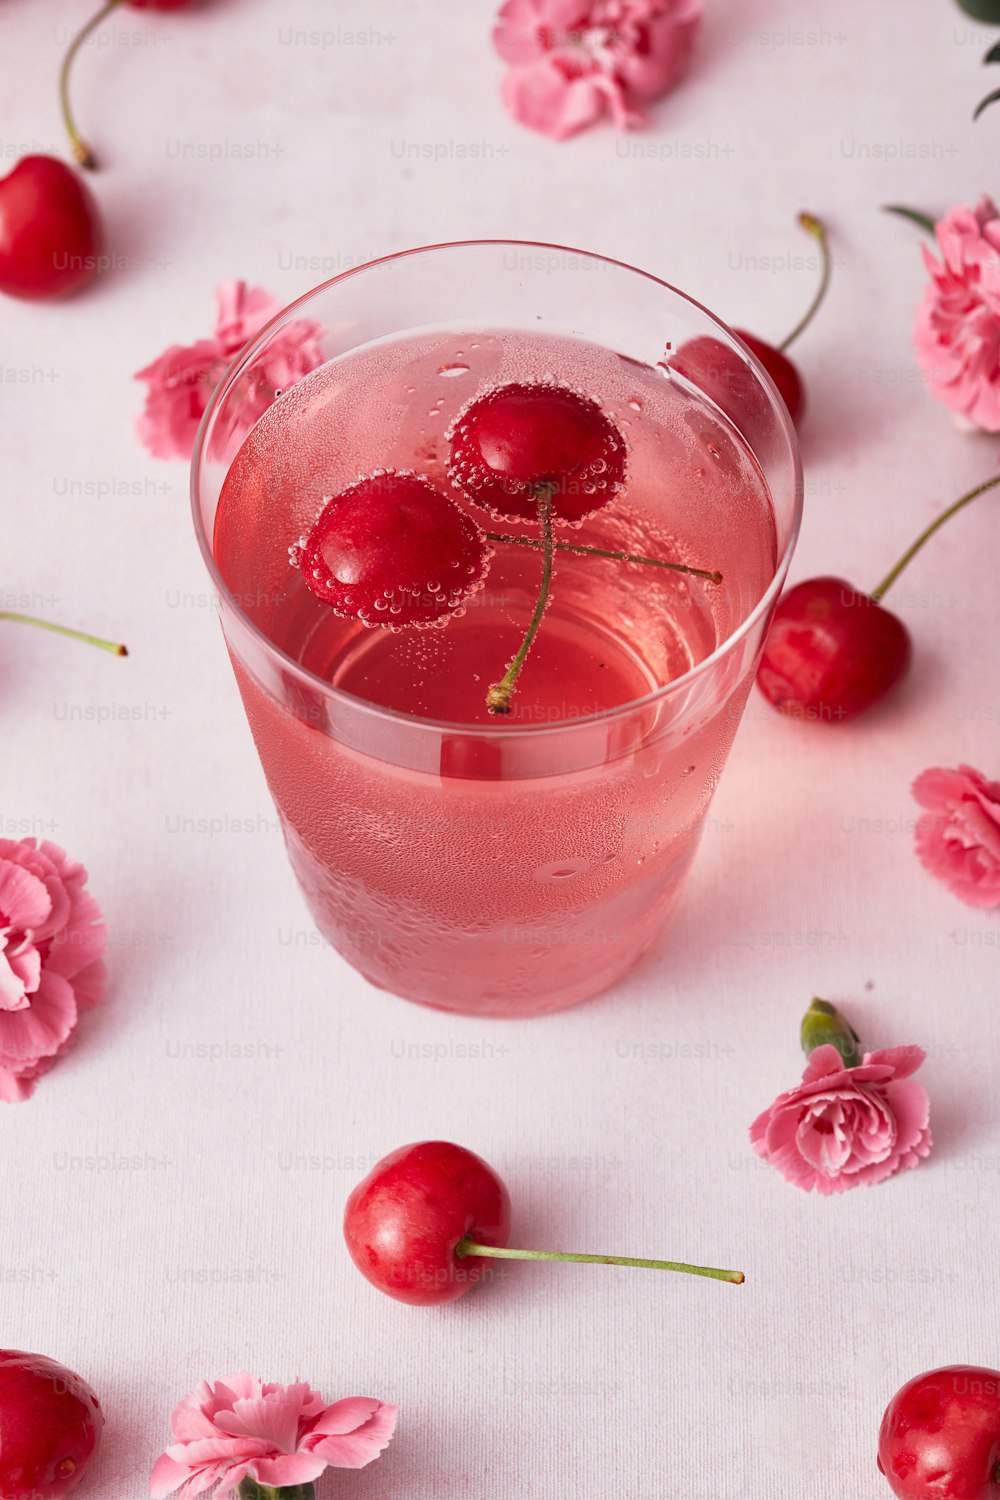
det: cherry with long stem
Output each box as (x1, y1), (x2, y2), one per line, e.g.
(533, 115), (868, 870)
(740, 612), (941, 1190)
(486, 482), (554, 714)
(2, 611), (127, 656)
(757, 469), (1000, 722)
(60, 0), (127, 169)
(456, 1239), (744, 1285)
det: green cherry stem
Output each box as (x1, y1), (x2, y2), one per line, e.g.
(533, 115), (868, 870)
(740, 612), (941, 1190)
(485, 483), (555, 714)
(237, 1481), (315, 1500)
(59, 0), (126, 168)
(778, 213), (831, 353)
(456, 1238), (744, 1285)
(870, 472), (1000, 602)
(1, 611), (128, 656)
(484, 531), (722, 585)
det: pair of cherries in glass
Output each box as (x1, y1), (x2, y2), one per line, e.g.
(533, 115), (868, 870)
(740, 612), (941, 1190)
(295, 375), (919, 722)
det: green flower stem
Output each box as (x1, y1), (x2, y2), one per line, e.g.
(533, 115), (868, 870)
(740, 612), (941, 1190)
(456, 1238), (744, 1285)
(237, 1480), (316, 1500)
(484, 531), (722, 585)
(778, 213), (831, 352)
(801, 998), (861, 1068)
(870, 472), (1000, 602)
(485, 484), (555, 714)
(59, 0), (125, 168)
(1, 611), (127, 656)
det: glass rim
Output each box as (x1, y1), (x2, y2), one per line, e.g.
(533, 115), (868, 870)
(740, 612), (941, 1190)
(191, 237), (804, 740)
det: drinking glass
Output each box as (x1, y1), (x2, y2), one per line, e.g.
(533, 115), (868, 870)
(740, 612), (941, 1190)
(192, 241), (802, 1018)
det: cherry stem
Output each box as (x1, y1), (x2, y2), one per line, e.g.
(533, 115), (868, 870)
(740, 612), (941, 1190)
(1, 611), (128, 656)
(59, 0), (125, 169)
(778, 212), (830, 353)
(870, 471), (1000, 602)
(485, 483), (555, 714)
(456, 1238), (744, 1285)
(484, 531), (722, 585)
(238, 1482), (315, 1500)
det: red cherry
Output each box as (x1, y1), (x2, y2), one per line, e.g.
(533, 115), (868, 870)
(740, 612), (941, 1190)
(345, 1141), (744, 1306)
(757, 577), (912, 722)
(668, 336), (773, 436)
(734, 330), (806, 424)
(344, 1141), (511, 1306)
(0, 156), (103, 301)
(877, 1366), (1000, 1499)
(294, 472), (488, 628)
(671, 212), (830, 430)
(0, 1350), (104, 1499)
(448, 381), (627, 521)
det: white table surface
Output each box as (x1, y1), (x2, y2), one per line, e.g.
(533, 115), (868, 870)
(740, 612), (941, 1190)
(3, 2), (999, 1497)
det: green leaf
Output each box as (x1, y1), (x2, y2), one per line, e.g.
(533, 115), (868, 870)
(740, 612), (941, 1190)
(956, 0), (1000, 22)
(974, 83), (1000, 118)
(882, 204), (938, 235)
(985, 39), (1000, 62)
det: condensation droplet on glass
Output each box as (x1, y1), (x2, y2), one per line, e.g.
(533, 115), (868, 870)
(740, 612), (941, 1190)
(683, 764), (695, 775)
(438, 363), (470, 378)
(628, 398), (642, 412)
(533, 858), (591, 884)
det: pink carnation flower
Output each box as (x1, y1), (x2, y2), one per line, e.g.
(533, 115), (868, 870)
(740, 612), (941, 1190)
(750, 1043), (932, 1195)
(135, 281), (324, 461)
(0, 838), (106, 1103)
(912, 763), (1000, 909)
(913, 197), (1000, 431)
(493, 0), (701, 140)
(150, 1373), (397, 1498)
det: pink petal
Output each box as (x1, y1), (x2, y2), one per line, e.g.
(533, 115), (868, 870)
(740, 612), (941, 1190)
(309, 1397), (387, 1436)
(215, 1394), (302, 1451)
(501, 56), (607, 139)
(800, 1044), (850, 1085)
(0, 969), (77, 1072)
(250, 1454), (328, 1487)
(45, 887), (106, 982)
(69, 958), (107, 1015)
(163, 1439), (270, 1466)
(884, 1077), (932, 1162)
(0, 1066), (36, 1103)
(0, 860), (52, 932)
(304, 1399), (398, 1468)
(0, 941), (37, 1011)
(864, 1046), (926, 1079)
(150, 1455), (231, 1499)
(211, 1462), (254, 1500)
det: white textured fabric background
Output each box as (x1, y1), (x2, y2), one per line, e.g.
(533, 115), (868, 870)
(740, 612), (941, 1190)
(3, 2), (999, 1497)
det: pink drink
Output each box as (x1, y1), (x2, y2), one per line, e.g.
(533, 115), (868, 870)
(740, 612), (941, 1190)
(213, 325), (778, 1016)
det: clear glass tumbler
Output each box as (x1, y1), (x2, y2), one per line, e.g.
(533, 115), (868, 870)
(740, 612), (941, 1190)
(192, 241), (802, 1018)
